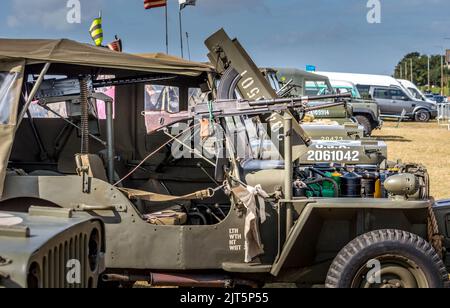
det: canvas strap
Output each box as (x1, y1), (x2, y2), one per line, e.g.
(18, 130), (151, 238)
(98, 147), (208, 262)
(119, 187), (214, 202)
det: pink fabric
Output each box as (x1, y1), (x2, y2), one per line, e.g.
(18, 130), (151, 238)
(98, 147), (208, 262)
(96, 87), (116, 119)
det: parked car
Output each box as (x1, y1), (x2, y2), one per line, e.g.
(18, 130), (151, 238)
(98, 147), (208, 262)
(433, 95), (448, 104)
(368, 85), (437, 121)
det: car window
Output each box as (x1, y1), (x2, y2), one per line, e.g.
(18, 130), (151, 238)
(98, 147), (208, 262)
(306, 81), (329, 96)
(145, 85), (180, 113)
(356, 85), (371, 97)
(373, 88), (391, 99)
(389, 89), (407, 100)
(0, 72), (20, 124)
(408, 87), (423, 100)
(188, 88), (209, 106)
(28, 102), (68, 118)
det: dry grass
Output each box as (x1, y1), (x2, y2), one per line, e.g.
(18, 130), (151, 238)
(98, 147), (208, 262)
(372, 120), (450, 200)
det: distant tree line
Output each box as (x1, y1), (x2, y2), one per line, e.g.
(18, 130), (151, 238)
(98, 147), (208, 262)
(393, 52), (449, 87)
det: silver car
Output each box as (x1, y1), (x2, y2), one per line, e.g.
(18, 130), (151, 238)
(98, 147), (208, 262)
(368, 85), (437, 122)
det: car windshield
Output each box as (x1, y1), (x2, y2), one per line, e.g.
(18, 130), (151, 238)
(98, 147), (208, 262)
(267, 72), (282, 93)
(306, 81), (331, 96)
(331, 86), (362, 99)
(408, 87), (425, 101)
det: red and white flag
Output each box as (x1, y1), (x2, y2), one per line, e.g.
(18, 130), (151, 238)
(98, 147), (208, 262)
(144, 0), (167, 10)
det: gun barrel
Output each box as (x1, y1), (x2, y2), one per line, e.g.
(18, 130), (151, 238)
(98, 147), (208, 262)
(303, 101), (348, 112)
(248, 93), (352, 106)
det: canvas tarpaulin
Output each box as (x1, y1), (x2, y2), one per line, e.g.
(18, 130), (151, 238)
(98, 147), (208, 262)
(0, 61), (25, 196)
(0, 38), (213, 77)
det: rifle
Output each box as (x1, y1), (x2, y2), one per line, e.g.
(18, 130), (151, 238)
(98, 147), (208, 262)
(143, 93), (352, 134)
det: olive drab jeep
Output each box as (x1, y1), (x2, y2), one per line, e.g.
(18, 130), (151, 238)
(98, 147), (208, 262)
(0, 59), (106, 289)
(0, 207), (105, 288)
(0, 32), (449, 289)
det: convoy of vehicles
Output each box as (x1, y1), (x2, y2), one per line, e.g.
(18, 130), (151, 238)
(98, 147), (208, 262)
(317, 72), (438, 122)
(271, 68), (382, 136)
(0, 29), (448, 289)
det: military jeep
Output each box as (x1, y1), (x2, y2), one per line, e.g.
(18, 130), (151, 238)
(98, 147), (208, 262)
(0, 35), (448, 289)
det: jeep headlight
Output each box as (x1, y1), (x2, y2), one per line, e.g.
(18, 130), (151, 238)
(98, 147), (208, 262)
(430, 105), (437, 110)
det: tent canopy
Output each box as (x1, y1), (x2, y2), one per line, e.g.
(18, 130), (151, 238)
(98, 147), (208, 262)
(0, 38), (213, 77)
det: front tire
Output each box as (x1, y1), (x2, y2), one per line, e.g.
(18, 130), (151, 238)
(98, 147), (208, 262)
(325, 230), (447, 288)
(414, 110), (431, 122)
(355, 115), (373, 137)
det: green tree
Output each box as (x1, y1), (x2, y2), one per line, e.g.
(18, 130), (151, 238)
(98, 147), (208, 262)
(393, 52), (448, 88)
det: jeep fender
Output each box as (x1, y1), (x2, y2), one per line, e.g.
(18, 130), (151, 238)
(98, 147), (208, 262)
(352, 109), (376, 122)
(271, 200), (430, 276)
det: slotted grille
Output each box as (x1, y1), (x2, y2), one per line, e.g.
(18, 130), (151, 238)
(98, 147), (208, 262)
(39, 233), (87, 288)
(28, 224), (103, 288)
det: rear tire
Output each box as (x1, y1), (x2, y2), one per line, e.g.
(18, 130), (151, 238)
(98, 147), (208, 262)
(325, 229), (447, 288)
(414, 110), (431, 122)
(355, 115), (373, 137)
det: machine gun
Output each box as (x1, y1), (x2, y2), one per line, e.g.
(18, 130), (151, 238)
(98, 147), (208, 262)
(143, 93), (352, 134)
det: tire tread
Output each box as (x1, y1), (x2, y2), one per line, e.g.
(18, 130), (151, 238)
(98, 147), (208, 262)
(325, 229), (448, 288)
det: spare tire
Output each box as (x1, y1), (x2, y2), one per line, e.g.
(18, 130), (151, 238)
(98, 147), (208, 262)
(217, 67), (240, 100)
(325, 229), (448, 288)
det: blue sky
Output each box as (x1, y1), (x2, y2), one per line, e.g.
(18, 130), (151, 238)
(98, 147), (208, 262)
(1, 0), (449, 75)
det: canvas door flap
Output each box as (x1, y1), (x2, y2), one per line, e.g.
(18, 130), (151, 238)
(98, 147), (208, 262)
(0, 60), (25, 197)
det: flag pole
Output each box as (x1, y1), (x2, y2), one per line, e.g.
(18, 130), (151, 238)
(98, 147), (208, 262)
(179, 8), (184, 58)
(186, 32), (191, 60)
(165, 3), (169, 54)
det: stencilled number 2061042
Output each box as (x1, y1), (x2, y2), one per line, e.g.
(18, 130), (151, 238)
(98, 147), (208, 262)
(307, 150), (360, 162)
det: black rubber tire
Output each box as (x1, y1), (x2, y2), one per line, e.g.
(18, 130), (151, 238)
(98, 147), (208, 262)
(414, 110), (431, 122)
(217, 67), (240, 100)
(325, 229), (448, 288)
(355, 115), (373, 137)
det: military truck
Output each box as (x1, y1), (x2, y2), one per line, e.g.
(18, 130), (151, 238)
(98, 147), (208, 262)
(0, 35), (448, 289)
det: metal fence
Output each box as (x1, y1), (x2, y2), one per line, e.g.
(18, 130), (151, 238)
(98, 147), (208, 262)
(438, 103), (450, 130)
